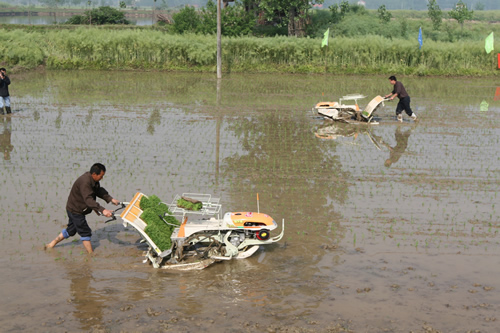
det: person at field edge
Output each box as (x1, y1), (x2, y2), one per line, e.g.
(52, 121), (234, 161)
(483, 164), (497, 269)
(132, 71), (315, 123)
(45, 163), (120, 254)
(384, 75), (417, 122)
(0, 68), (12, 115)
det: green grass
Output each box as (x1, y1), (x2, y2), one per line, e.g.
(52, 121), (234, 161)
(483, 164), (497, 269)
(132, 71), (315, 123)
(0, 25), (499, 76)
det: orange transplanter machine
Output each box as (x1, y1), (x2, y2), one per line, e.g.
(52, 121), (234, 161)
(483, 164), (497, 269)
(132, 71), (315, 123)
(117, 192), (284, 270)
(313, 94), (388, 124)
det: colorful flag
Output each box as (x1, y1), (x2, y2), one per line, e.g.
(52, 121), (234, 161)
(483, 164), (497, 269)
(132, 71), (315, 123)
(322, 28), (329, 48)
(418, 27), (423, 49)
(480, 100), (489, 112)
(494, 87), (500, 101)
(485, 32), (494, 54)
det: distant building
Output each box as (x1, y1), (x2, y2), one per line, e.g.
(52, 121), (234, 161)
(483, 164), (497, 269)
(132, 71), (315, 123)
(357, 1), (366, 7)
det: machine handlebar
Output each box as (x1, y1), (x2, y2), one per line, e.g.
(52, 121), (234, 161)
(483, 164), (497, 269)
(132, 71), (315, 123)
(104, 203), (126, 223)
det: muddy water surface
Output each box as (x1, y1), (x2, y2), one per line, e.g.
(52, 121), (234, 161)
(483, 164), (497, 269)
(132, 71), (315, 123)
(1, 71), (499, 332)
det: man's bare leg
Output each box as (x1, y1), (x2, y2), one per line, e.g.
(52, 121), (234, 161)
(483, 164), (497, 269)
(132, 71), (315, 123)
(45, 232), (65, 249)
(82, 240), (93, 254)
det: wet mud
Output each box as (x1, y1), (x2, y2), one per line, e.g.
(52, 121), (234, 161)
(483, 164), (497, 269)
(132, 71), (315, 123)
(1, 71), (499, 332)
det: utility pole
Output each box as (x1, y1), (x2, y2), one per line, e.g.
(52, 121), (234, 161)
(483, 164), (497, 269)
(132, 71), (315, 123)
(152, 0), (157, 25)
(88, 1), (92, 25)
(217, 0), (222, 79)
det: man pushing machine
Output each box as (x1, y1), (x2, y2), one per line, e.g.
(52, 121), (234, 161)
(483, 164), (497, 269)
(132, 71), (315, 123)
(385, 76), (417, 123)
(45, 163), (121, 254)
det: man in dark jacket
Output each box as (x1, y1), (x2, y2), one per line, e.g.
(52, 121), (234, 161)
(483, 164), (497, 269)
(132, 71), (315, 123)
(46, 163), (120, 253)
(385, 75), (417, 122)
(0, 68), (11, 115)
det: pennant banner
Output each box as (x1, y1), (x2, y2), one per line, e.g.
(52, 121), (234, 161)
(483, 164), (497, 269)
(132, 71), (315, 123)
(480, 100), (489, 112)
(418, 27), (423, 49)
(322, 28), (329, 48)
(494, 87), (500, 101)
(485, 32), (494, 54)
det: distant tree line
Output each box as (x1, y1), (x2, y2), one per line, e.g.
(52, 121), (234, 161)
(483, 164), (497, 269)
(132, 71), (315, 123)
(7, 0), (499, 10)
(322, 0), (498, 11)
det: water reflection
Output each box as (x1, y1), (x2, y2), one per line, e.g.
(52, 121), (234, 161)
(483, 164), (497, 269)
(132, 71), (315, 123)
(85, 108), (94, 125)
(0, 16), (152, 25)
(382, 125), (412, 167)
(65, 262), (108, 330)
(222, 111), (350, 268)
(13, 71), (500, 114)
(0, 116), (14, 160)
(5, 71), (500, 331)
(315, 122), (383, 150)
(314, 122), (413, 168)
(55, 109), (62, 129)
(147, 109), (161, 134)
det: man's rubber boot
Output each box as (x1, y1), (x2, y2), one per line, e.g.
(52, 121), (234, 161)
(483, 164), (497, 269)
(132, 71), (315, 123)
(0, 107), (4, 115)
(5, 107), (11, 114)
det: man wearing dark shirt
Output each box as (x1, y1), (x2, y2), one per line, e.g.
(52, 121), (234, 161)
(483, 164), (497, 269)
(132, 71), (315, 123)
(0, 68), (11, 115)
(46, 163), (120, 253)
(385, 75), (417, 122)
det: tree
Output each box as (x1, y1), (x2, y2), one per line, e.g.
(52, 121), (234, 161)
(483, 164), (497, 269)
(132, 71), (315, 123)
(449, 0), (473, 29)
(377, 4), (392, 24)
(172, 1), (254, 36)
(474, 2), (484, 10)
(427, 0), (442, 30)
(329, 0), (349, 24)
(171, 5), (200, 33)
(259, 0), (324, 37)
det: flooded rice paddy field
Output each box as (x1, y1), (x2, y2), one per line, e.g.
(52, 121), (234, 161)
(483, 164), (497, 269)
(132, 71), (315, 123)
(1, 71), (499, 332)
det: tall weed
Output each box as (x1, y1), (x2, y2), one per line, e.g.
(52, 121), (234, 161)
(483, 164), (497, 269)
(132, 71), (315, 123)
(0, 27), (498, 75)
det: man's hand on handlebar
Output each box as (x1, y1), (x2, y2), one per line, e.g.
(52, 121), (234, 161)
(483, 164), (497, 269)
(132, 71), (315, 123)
(102, 202), (126, 222)
(102, 209), (113, 218)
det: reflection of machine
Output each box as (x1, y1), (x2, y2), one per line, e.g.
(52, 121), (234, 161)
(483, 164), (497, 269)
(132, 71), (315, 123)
(314, 123), (383, 150)
(313, 94), (388, 124)
(114, 192), (284, 270)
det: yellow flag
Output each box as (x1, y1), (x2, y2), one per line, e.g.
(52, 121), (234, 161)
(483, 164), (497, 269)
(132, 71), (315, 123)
(485, 32), (494, 54)
(321, 28), (329, 48)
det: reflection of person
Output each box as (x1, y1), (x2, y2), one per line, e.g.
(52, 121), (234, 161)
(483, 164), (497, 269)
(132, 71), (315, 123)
(0, 116), (14, 160)
(46, 163), (120, 254)
(384, 75), (416, 123)
(67, 263), (106, 330)
(0, 68), (12, 115)
(384, 126), (411, 167)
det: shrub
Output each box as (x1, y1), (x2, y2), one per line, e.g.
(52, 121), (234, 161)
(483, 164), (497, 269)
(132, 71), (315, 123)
(65, 6), (130, 25)
(172, 0), (255, 37)
(171, 5), (200, 34)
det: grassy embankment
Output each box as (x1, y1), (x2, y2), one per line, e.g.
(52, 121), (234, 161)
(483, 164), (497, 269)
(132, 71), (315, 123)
(0, 24), (498, 76)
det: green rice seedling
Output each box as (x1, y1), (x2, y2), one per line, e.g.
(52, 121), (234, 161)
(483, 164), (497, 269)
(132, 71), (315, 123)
(140, 195), (179, 251)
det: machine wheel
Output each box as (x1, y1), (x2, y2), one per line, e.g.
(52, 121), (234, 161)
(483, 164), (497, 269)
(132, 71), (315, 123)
(256, 229), (270, 240)
(183, 233), (225, 260)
